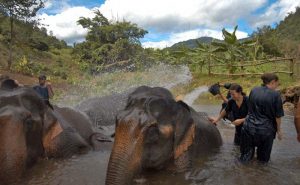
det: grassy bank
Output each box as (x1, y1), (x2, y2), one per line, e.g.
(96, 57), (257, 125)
(171, 71), (299, 105)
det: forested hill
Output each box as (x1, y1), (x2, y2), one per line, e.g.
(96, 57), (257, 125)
(170, 37), (219, 49)
(0, 15), (78, 79)
(276, 7), (300, 43)
(253, 7), (300, 57)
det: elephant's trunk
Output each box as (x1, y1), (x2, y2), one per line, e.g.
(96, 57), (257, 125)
(105, 121), (144, 185)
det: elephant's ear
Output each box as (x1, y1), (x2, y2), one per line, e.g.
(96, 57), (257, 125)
(174, 122), (195, 159)
(42, 108), (63, 150)
(173, 101), (195, 159)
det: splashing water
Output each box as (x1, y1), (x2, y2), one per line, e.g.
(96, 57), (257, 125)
(183, 86), (209, 105)
(55, 64), (192, 107)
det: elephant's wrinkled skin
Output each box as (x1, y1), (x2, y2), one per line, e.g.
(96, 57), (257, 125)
(0, 88), (46, 184)
(105, 86), (222, 185)
(0, 86), (111, 184)
(75, 89), (135, 128)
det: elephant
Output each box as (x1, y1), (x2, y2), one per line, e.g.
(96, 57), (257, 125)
(43, 105), (112, 158)
(75, 88), (136, 134)
(0, 87), (47, 184)
(0, 86), (111, 184)
(105, 86), (222, 185)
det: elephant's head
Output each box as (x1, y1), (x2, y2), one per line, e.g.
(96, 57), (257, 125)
(0, 88), (46, 184)
(42, 106), (112, 158)
(105, 86), (196, 185)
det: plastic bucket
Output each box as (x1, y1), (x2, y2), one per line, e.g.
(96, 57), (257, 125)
(209, 83), (220, 96)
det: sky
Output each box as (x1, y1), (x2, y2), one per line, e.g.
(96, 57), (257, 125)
(38, 0), (300, 48)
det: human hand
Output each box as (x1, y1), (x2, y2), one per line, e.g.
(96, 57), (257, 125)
(208, 117), (218, 125)
(277, 130), (283, 140)
(46, 81), (52, 87)
(232, 119), (243, 126)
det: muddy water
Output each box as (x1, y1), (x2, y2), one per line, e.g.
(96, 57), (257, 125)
(22, 102), (300, 185)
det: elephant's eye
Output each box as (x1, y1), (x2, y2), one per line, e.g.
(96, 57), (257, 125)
(24, 117), (34, 130)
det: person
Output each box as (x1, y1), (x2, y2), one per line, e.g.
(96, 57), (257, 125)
(208, 82), (233, 121)
(209, 84), (248, 145)
(294, 99), (300, 142)
(240, 73), (284, 163)
(33, 74), (54, 109)
(219, 83), (234, 121)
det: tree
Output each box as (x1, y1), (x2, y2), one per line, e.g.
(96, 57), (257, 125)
(75, 10), (148, 72)
(0, 0), (44, 70)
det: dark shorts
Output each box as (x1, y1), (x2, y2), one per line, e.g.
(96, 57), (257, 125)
(240, 127), (275, 163)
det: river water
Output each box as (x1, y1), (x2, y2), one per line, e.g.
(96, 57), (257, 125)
(22, 67), (300, 185)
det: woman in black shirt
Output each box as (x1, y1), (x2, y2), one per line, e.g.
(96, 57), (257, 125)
(240, 73), (284, 163)
(209, 84), (249, 145)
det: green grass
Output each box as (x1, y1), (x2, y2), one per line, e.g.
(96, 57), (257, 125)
(171, 69), (299, 105)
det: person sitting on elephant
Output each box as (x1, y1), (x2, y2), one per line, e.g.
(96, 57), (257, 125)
(294, 99), (300, 142)
(240, 73), (284, 163)
(209, 84), (249, 145)
(33, 74), (54, 109)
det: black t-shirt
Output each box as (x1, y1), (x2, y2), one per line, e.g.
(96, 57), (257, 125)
(244, 86), (284, 134)
(225, 96), (249, 136)
(33, 85), (49, 100)
(225, 96), (249, 120)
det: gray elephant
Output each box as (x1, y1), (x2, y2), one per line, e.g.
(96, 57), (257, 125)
(105, 86), (222, 185)
(75, 89), (136, 135)
(0, 86), (111, 184)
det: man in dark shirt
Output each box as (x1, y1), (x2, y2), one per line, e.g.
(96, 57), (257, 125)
(210, 84), (248, 145)
(240, 73), (284, 163)
(33, 75), (54, 109)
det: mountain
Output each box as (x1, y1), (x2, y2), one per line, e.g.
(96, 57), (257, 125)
(170, 37), (221, 49)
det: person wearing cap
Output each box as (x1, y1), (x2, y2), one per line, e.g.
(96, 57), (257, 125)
(33, 74), (54, 109)
(240, 73), (284, 163)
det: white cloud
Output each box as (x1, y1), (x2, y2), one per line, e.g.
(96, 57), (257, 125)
(98, 0), (267, 32)
(251, 0), (300, 28)
(38, 6), (94, 44)
(142, 28), (249, 49)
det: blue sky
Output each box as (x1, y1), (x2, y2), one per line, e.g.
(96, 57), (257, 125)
(39, 0), (300, 48)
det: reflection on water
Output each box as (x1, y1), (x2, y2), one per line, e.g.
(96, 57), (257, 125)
(22, 104), (300, 185)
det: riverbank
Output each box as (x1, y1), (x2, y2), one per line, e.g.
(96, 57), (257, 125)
(171, 72), (300, 105)
(1, 66), (299, 109)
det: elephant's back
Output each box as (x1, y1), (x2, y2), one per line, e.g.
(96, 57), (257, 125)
(75, 90), (133, 127)
(54, 106), (94, 141)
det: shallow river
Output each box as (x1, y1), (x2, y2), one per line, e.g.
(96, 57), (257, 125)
(22, 103), (300, 185)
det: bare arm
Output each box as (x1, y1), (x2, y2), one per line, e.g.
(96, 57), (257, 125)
(219, 93), (229, 103)
(46, 82), (54, 99)
(276, 117), (282, 140)
(295, 99), (300, 142)
(209, 109), (227, 125)
(232, 118), (245, 126)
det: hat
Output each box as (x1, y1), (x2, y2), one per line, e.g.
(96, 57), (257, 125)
(39, 74), (46, 80)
